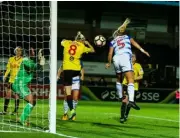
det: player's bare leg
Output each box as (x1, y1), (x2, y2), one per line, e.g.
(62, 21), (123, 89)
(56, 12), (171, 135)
(64, 86), (76, 120)
(62, 95), (69, 121)
(125, 71), (140, 110)
(72, 90), (79, 120)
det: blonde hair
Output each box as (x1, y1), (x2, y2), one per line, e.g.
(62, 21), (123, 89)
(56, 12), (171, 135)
(75, 31), (85, 41)
(14, 46), (22, 54)
(112, 18), (131, 38)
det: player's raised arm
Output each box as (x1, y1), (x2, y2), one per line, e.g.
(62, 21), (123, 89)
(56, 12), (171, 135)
(130, 38), (150, 57)
(84, 41), (95, 53)
(105, 44), (114, 69)
(23, 57), (36, 69)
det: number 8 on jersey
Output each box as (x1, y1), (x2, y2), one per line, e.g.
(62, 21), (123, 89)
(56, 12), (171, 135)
(68, 45), (77, 55)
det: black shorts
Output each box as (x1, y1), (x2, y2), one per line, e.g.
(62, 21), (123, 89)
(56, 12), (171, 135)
(63, 70), (80, 86)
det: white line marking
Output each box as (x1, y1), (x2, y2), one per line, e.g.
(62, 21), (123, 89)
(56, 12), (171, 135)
(130, 115), (179, 123)
(0, 122), (79, 138)
(104, 113), (179, 123)
(0, 130), (28, 133)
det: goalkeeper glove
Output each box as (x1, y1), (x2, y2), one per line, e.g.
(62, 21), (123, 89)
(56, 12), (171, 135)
(3, 76), (6, 83)
(38, 49), (45, 66)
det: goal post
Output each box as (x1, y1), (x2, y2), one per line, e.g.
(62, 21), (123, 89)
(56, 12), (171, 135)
(49, 1), (57, 134)
(0, 1), (57, 134)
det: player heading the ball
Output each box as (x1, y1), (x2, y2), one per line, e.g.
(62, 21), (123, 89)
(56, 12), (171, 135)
(61, 31), (95, 120)
(105, 18), (150, 123)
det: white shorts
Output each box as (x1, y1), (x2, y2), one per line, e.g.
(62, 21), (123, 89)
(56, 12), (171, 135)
(113, 53), (133, 73)
(72, 76), (80, 91)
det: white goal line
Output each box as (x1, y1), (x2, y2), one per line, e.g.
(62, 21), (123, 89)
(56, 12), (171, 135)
(0, 122), (79, 138)
(104, 113), (179, 123)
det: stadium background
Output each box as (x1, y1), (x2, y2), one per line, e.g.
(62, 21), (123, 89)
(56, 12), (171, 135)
(0, 1), (179, 104)
(0, 1), (179, 138)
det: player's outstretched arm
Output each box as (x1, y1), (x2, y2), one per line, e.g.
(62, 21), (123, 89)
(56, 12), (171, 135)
(84, 41), (95, 53)
(130, 38), (150, 57)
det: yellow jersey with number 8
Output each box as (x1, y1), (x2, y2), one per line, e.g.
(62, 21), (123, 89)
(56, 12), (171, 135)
(61, 40), (91, 71)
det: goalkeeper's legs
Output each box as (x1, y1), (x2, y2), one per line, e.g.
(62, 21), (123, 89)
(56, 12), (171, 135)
(19, 94), (36, 125)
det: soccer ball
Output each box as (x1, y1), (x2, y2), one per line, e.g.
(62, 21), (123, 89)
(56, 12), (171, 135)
(94, 35), (106, 47)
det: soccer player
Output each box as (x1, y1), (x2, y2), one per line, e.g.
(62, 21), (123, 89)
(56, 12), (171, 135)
(0, 47), (23, 115)
(13, 47), (44, 125)
(57, 61), (84, 120)
(105, 18), (150, 123)
(122, 52), (144, 121)
(61, 31), (95, 120)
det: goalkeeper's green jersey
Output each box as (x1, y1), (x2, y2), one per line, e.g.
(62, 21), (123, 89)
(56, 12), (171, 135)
(12, 57), (37, 98)
(14, 57), (36, 84)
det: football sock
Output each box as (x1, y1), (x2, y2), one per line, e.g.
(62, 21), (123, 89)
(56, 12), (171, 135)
(66, 95), (73, 111)
(121, 102), (126, 118)
(63, 100), (69, 114)
(116, 82), (123, 98)
(125, 106), (131, 117)
(73, 100), (78, 109)
(20, 103), (33, 123)
(127, 83), (134, 102)
(14, 99), (20, 113)
(4, 99), (10, 112)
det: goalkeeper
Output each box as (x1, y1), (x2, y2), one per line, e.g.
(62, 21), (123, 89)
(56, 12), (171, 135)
(12, 48), (45, 125)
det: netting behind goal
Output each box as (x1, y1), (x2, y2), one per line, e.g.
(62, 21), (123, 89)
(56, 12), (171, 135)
(0, 1), (56, 133)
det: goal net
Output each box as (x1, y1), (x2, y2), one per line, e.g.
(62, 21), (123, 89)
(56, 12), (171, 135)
(0, 1), (57, 133)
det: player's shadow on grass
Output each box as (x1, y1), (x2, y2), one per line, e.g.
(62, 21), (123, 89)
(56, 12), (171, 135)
(112, 116), (149, 129)
(57, 122), (154, 138)
(92, 122), (145, 130)
(142, 121), (179, 129)
(56, 125), (113, 138)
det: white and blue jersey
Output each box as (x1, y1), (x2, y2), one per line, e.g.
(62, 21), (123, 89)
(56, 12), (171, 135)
(110, 35), (133, 73)
(110, 35), (132, 55)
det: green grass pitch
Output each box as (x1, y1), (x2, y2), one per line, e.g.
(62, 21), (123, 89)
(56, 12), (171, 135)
(0, 99), (179, 138)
